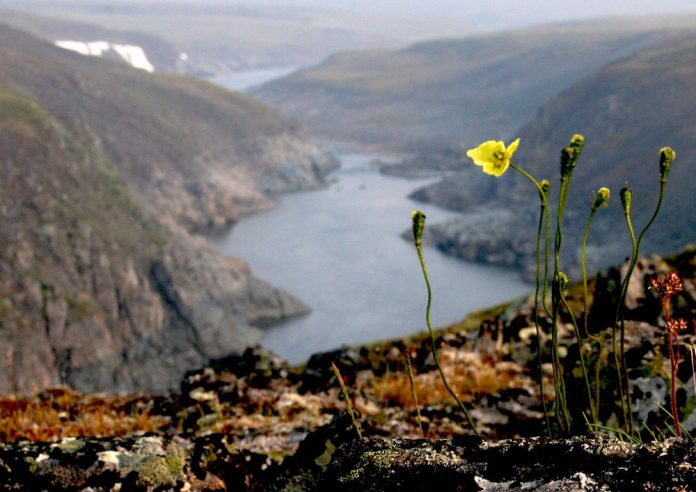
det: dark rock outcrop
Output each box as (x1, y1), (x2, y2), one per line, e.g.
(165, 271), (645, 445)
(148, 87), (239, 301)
(1, 430), (694, 491)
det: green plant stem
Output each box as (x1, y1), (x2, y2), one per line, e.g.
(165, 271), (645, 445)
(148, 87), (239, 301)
(613, 181), (666, 434)
(415, 244), (479, 436)
(551, 296), (570, 431)
(620, 209), (637, 433)
(581, 207), (604, 423)
(542, 199), (552, 317)
(611, 211), (632, 432)
(535, 202), (552, 436)
(551, 177), (571, 433)
(510, 162), (556, 434)
(508, 164), (551, 314)
(581, 209), (598, 339)
(403, 349), (425, 437)
(561, 296), (596, 424)
(331, 362), (363, 439)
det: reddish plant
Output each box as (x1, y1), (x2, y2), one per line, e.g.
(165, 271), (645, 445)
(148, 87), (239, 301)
(650, 272), (685, 437)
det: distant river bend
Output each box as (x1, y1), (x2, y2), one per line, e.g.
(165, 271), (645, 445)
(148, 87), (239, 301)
(210, 71), (531, 364)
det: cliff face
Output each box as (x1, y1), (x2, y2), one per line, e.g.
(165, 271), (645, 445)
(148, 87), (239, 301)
(0, 25), (336, 393)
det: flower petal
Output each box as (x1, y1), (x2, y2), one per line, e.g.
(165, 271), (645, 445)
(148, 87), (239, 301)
(505, 138), (520, 159)
(466, 140), (504, 167)
(482, 158), (508, 177)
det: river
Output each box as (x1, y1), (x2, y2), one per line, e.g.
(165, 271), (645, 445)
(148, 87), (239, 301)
(211, 154), (531, 364)
(210, 70), (531, 364)
(210, 66), (299, 92)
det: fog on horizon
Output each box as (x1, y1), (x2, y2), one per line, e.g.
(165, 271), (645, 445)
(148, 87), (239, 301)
(4, 0), (696, 35)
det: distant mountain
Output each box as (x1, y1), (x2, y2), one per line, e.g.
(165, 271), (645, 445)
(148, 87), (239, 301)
(421, 34), (696, 278)
(0, 2), (476, 75)
(255, 18), (696, 153)
(0, 25), (337, 393)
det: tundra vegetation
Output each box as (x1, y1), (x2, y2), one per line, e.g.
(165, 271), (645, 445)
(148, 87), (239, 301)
(411, 134), (692, 440)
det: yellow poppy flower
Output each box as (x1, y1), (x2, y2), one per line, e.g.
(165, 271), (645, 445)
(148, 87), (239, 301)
(466, 138), (520, 177)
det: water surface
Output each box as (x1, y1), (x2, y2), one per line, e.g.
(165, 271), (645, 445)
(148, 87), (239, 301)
(211, 154), (531, 364)
(210, 66), (299, 92)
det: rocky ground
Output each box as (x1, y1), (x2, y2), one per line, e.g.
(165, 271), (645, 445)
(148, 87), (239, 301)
(0, 249), (694, 490)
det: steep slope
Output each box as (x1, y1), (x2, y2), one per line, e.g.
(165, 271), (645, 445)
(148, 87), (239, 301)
(0, 25), (335, 393)
(256, 18), (696, 152)
(422, 34), (696, 277)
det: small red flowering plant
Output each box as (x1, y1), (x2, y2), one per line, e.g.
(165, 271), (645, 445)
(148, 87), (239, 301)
(650, 272), (686, 437)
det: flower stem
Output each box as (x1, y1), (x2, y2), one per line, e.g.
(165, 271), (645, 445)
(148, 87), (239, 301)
(509, 162), (566, 431)
(551, 292), (570, 432)
(535, 201), (552, 436)
(415, 243), (479, 436)
(663, 302), (681, 438)
(613, 180), (666, 434)
(507, 164), (551, 314)
(542, 199), (552, 317)
(403, 349), (425, 437)
(551, 176), (571, 433)
(581, 209), (597, 339)
(331, 363), (362, 439)
(561, 296), (596, 424)
(581, 207), (605, 423)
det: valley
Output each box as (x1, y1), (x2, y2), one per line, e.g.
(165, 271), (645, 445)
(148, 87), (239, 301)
(0, 6), (695, 490)
(1, 12), (695, 394)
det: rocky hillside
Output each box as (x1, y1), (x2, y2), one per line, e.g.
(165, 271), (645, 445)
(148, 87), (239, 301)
(0, 25), (337, 394)
(255, 18), (696, 152)
(418, 34), (696, 278)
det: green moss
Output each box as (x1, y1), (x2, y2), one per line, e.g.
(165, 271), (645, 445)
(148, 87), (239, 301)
(313, 439), (336, 468)
(339, 449), (400, 484)
(67, 297), (96, 324)
(641, 349), (668, 379)
(682, 395), (696, 420)
(0, 90), (50, 130)
(53, 438), (86, 454)
(362, 449), (399, 468)
(25, 456), (38, 474)
(0, 298), (15, 329)
(117, 444), (186, 488)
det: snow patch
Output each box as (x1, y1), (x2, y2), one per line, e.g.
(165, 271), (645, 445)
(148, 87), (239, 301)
(54, 40), (155, 72)
(111, 44), (155, 72)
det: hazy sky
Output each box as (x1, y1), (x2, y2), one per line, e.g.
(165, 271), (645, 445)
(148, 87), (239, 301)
(319, 0), (696, 30)
(4, 1), (696, 35)
(6, 1), (696, 21)
(3, 0), (696, 69)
